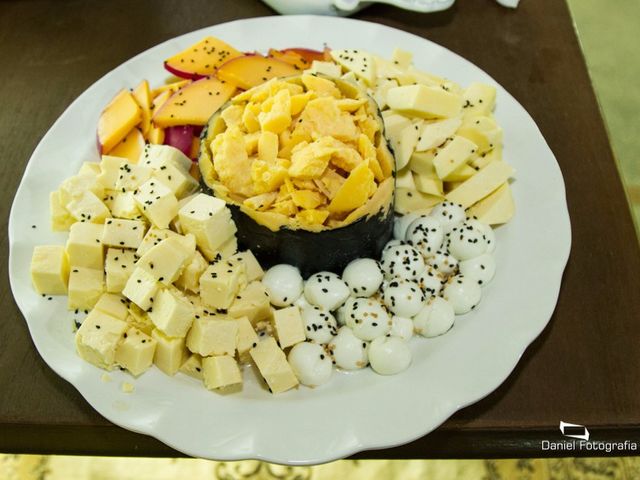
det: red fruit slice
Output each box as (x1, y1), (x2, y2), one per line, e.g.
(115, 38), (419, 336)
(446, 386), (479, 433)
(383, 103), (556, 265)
(164, 125), (194, 157)
(152, 76), (236, 128)
(216, 55), (299, 90)
(164, 36), (243, 80)
(97, 90), (142, 154)
(110, 127), (146, 163)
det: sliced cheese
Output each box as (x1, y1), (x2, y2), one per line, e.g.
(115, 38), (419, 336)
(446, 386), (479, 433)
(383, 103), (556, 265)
(386, 84), (462, 119)
(433, 135), (477, 180)
(466, 182), (515, 225)
(446, 161), (515, 208)
(415, 116), (462, 152)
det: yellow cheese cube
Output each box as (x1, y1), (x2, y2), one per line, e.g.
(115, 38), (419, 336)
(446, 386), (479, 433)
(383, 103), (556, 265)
(242, 102), (261, 133)
(230, 251), (264, 282)
(101, 218), (146, 249)
(301, 73), (341, 98)
(288, 141), (331, 180)
(249, 337), (298, 394)
(228, 281), (272, 325)
(66, 190), (110, 224)
(202, 355), (242, 391)
(94, 292), (129, 320)
(174, 250), (208, 293)
(180, 353), (204, 380)
(30, 245), (69, 295)
(291, 189), (324, 210)
(186, 316), (238, 356)
(251, 159), (288, 194)
(136, 227), (179, 256)
(296, 209), (330, 226)
(65, 222), (105, 269)
(105, 248), (136, 293)
(75, 309), (128, 370)
(433, 135), (478, 180)
(235, 316), (259, 361)
(272, 306), (306, 349)
(115, 327), (156, 376)
(148, 288), (195, 338)
(220, 104), (244, 127)
(151, 329), (188, 376)
(122, 267), (160, 311)
(50, 190), (75, 231)
(199, 259), (247, 310)
(68, 266), (104, 310)
(386, 84), (463, 119)
(466, 182), (515, 225)
(137, 237), (192, 285)
(446, 161), (515, 208)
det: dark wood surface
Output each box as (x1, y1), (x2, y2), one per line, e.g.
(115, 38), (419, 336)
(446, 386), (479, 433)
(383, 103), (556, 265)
(2, 0), (639, 459)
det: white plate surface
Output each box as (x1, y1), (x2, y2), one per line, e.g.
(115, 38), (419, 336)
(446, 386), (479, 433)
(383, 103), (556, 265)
(8, 15), (571, 465)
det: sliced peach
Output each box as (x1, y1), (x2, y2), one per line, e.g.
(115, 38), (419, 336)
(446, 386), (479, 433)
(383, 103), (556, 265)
(109, 127), (146, 163)
(216, 55), (298, 90)
(97, 90), (142, 154)
(152, 76), (236, 128)
(164, 36), (243, 80)
(151, 79), (191, 98)
(268, 48), (308, 70)
(282, 48), (327, 64)
(132, 80), (152, 136)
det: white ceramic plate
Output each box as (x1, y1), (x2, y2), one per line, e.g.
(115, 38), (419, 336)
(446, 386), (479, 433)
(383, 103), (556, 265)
(8, 16), (571, 465)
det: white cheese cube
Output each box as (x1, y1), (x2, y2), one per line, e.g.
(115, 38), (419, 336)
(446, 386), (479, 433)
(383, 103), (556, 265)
(387, 84), (463, 119)
(122, 267), (160, 311)
(148, 288), (195, 338)
(75, 309), (128, 370)
(462, 82), (496, 118)
(228, 281), (272, 326)
(105, 248), (137, 293)
(180, 353), (204, 380)
(30, 245), (69, 295)
(68, 266), (104, 310)
(433, 135), (477, 180)
(66, 190), (110, 224)
(136, 227), (179, 256)
(382, 112), (411, 144)
(391, 48), (413, 69)
(446, 161), (515, 208)
(330, 49), (376, 86)
(101, 218), (146, 249)
(97, 155), (127, 189)
(152, 162), (198, 199)
(230, 250), (264, 282)
(415, 116), (462, 152)
(136, 237), (191, 285)
(66, 222), (104, 269)
(202, 355), (242, 391)
(78, 161), (101, 177)
(272, 306), (306, 349)
(249, 337), (298, 394)
(235, 316), (259, 361)
(126, 304), (155, 335)
(114, 162), (152, 192)
(178, 193), (237, 261)
(109, 191), (143, 220)
(94, 292), (129, 321)
(199, 259), (247, 310)
(151, 329), (188, 376)
(139, 144), (192, 172)
(50, 190), (75, 232)
(309, 60), (342, 78)
(134, 179), (178, 229)
(114, 327), (156, 376)
(373, 78), (398, 110)
(186, 316), (238, 357)
(217, 235), (238, 261)
(174, 250), (208, 293)
(59, 174), (104, 206)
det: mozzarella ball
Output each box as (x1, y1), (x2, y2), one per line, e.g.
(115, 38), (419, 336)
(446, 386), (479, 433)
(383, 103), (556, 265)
(288, 342), (333, 387)
(427, 250), (459, 276)
(344, 297), (391, 341)
(429, 201), (466, 233)
(442, 274), (482, 314)
(459, 253), (496, 286)
(294, 294), (313, 310)
(390, 315), (414, 341)
(446, 222), (488, 261)
(301, 306), (338, 344)
(262, 264), (303, 307)
(342, 258), (383, 297)
(405, 216), (444, 258)
(368, 336), (412, 375)
(413, 297), (455, 338)
(335, 296), (356, 326)
(382, 279), (425, 317)
(329, 326), (369, 370)
(380, 244), (426, 281)
(466, 218), (496, 253)
(394, 213), (424, 240)
(304, 272), (350, 311)
(417, 266), (445, 298)
(383, 239), (405, 254)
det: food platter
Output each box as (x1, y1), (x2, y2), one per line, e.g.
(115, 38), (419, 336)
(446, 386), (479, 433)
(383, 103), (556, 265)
(8, 15), (570, 464)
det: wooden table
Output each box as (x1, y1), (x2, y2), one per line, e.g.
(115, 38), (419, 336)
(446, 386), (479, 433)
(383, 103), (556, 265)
(2, 0), (639, 459)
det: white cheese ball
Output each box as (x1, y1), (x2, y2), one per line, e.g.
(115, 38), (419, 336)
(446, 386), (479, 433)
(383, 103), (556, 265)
(393, 213), (424, 240)
(427, 250), (459, 276)
(446, 222), (488, 261)
(405, 216), (444, 258)
(418, 266), (445, 298)
(329, 326), (369, 370)
(288, 342), (333, 387)
(382, 279), (425, 317)
(335, 296), (356, 326)
(382, 239), (405, 254)
(459, 253), (496, 286)
(390, 315), (414, 341)
(262, 264), (303, 307)
(413, 297), (455, 338)
(380, 244), (426, 281)
(304, 272), (350, 311)
(344, 297), (391, 341)
(342, 258), (383, 297)
(466, 218), (496, 253)
(368, 336), (411, 375)
(442, 274), (482, 314)
(429, 201), (466, 233)
(301, 306), (338, 344)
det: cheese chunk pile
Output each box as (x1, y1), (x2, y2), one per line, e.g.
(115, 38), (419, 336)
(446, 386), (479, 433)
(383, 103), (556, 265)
(30, 144), (306, 394)
(328, 48), (515, 225)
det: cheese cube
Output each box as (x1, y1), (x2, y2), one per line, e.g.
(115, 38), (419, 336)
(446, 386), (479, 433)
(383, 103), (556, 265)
(272, 306), (306, 349)
(126, 304), (154, 335)
(199, 259), (247, 310)
(415, 116), (462, 152)
(97, 155), (127, 189)
(178, 193), (237, 261)
(134, 179), (178, 229)
(50, 190), (75, 231)
(387, 84), (463, 119)
(122, 267), (160, 311)
(462, 82), (496, 118)
(152, 162), (198, 199)
(136, 237), (191, 285)
(114, 162), (152, 192)
(151, 329), (188, 376)
(148, 288), (195, 338)
(466, 182), (514, 225)
(59, 174), (104, 206)
(228, 281), (272, 325)
(136, 227), (179, 256)
(249, 337), (298, 394)
(66, 190), (110, 224)
(186, 316), (238, 357)
(139, 144), (192, 172)
(68, 266), (104, 310)
(395, 188), (442, 215)
(392, 48), (413, 69)
(457, 116), (503, 154)
(218, 236), (238, 261)
(94, 292), (129, 320)
(109, 191), (142, 220)
(230, 250), (264, 282)
(330, 49), (376, 86)
(180, 353), (204, 380)
(30, 245), (69, 295)
(382, 112), (412, 142)
(235, 316), (259, 361)
(115, 327), (157, 376)
(105, 248), (137, 293)
(202, 355), (242, 391)
(433, 135), (477, 180)
(174, 250), (208, 293)
(75, 309), (128, 370)
(78, 161), (101, 177)
(309, 60), (342, 78)
(101, 218), (146, 249)
(66, 222), (104, 269)
(446, 161), (515, 208)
